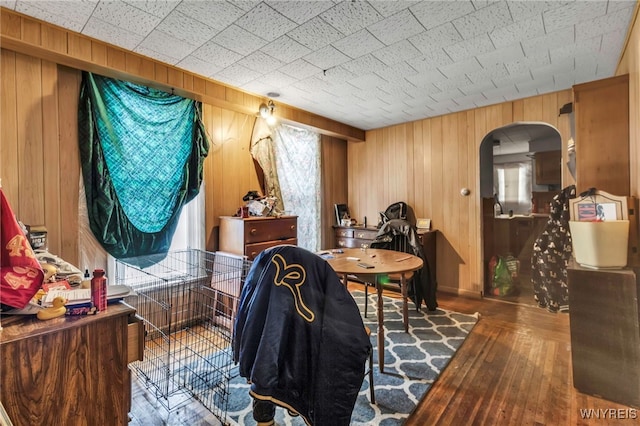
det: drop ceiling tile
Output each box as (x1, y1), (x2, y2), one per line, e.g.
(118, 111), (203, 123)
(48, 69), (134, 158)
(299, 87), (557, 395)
(123, 0), (179, 18)
(504, 51), (550, 75)
(439, 57), (482, 79)
(83, 16), (144, 51)
(176, 55), (223, 77)
(497, 71), (534, 87)
(213, 64), (261, 87)
(530, 57), (574, 80)
(410, 0), (475, 30)
(341, 53), (388, 75)
(333, 29), (385, 59)
(433, 74), (472, 93)
(489, 15), (545, 49)
(454, 92), (489, 108)
(600, 29), (628, 55)
(348, 73), (389, 90)
(576, 7), (634, 42)
(481, 84), (518, 101)
(543, 1), (607, 34)
(405, 69), (447, 88)
(15, 1), (96, 32)
(156, 11), (218, 47)
(287, 16), (345, 50)
(318, 65), (357, 82)
(452, 1), (512, 40)
(406, 49), (453, 72)
(236, 2), (297, 42)
(212, 25), (267, 56)
(1, 1), (17, 10)
(409, 23), (463, 54)
(279, 59), (322, 80)
(320, 1), (382, 35)
(92, 1), (161, 36)
(256, 70), (300, 90)
(369, 1), (419, 18)
(240, 79), (276, 98)
(292, 76), (332, 93)
(372, 40), (422, 66)
(549, 37), (601, 63)
(516, 76), (554, 94)
(304, 45), (351, 70)
(444, 34), (495, 63)
(521, 26), (574, 57)
(375, 62), (418, 82)
(237, 51), (284, 73)
(476, 43), (523, 68)
(266, 0), (334, 24)
(138, 30), (198, 62)
(261, 36), (311, 63)
(134, 45), (179, 66)
(367, 9), (424, 46)
(191, 41), (243, 68)
(175, 1), (244, 31)
(458, 80), (496, 97)
(466, 63), (509, 85)
(553, 73), (577, 90)
(230, 1), (261, 13)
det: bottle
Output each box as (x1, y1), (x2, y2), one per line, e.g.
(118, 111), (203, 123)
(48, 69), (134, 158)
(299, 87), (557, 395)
(91, 269), (107, 312)
(493, 194), (504, 217)
(81, 269), (91, 289)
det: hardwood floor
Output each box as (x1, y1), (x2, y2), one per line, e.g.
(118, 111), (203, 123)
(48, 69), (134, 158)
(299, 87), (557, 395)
(129, 284), (637, 425)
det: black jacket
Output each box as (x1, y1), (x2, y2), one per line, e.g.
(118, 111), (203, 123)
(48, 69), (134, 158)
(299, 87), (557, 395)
(233, 245), (371, 425)
(370, 219), (437, 311)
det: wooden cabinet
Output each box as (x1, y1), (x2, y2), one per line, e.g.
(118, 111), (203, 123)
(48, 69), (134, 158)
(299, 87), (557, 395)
(219, 216), (297, 260)
(573, 74), (630, 195)
(332, 225), (437, 286)
(567, 264), (640, 408)
(534, 150), (561, 185)
(0, 303), (143, 426)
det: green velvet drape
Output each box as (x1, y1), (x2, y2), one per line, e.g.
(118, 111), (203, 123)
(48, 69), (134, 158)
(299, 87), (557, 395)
(78, 72), (209, 258)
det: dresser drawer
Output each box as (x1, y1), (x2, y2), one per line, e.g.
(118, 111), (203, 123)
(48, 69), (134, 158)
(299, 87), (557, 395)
(336, 228), (355, 238)
(246, 238), (297, 260)
(127, 315), (144, 363)
(244, 218), (297, 244)
(354, 229), (378, 240)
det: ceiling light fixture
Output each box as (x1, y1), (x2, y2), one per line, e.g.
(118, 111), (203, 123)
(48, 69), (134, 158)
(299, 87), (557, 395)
(258, 100), (277, 126)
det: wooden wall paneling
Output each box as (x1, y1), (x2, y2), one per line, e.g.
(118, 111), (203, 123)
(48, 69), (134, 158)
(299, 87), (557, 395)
(91, 42), (107, 66)
(466, 109), (482, 295)
(512, 99), (525, 122)
(0, 10), (21, 38)
(21, 17), (40, 45)
(621, 6), (639, 197)
(41, 60), (61, 255)
(1, 50), (19, 203)
(41, 25), (66, 53)
(412, 121), (425, 216)
(67, 33), (91, 62)
(320, 136), (348, 247)
(522, 96), (543, 121)
(458, 111), (472, 292)
(57, 66), (81, 265)
(16, 53), (44, 224)
(202, 104), (220, 251)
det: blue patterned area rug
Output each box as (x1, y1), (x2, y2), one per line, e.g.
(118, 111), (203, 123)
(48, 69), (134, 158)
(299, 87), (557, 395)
(224, 290), (479, 425)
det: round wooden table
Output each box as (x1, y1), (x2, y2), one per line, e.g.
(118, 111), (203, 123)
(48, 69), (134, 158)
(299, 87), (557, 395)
(326, 248), (423, 372)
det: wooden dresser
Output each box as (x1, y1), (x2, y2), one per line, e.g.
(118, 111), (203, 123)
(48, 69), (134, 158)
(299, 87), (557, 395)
(219, 215), (297, 260)
(332, 225), (437, 285)
(567, 264), (640, 408)
(0, 302), (144, 426)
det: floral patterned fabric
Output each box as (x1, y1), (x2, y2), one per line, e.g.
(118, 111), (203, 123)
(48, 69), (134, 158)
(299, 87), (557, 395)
(531, 185), (576, 313)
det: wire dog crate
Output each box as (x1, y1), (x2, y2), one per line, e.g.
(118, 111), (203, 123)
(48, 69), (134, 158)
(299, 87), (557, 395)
(114, 249), (251, 422)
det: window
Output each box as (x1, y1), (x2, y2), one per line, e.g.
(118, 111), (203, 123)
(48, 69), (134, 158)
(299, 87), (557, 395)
(494, 161), (532, 215)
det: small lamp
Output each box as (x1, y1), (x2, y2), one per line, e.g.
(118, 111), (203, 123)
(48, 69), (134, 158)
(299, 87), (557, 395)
(258, 100), (277, 126)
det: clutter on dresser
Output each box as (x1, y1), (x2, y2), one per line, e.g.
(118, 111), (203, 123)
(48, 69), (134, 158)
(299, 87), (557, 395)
(235, 190), (284, 218)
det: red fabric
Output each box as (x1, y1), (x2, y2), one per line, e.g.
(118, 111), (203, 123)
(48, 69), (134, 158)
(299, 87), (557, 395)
(1, 189), (44, 308)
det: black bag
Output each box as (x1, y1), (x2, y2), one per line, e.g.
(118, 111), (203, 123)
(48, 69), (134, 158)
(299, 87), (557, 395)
(378, 202), (409, 227)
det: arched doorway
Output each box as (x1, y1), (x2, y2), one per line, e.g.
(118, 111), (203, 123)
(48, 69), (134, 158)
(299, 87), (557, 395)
(479, 122), (562, 306)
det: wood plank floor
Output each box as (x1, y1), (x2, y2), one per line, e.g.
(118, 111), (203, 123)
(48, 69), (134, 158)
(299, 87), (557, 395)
(130, 283), (637, 425)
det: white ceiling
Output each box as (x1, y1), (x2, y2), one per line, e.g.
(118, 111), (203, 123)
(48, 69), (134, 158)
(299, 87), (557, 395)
(2, 1), (636, 131)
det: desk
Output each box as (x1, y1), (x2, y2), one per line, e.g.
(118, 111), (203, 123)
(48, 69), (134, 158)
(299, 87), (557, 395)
(326, 248), (423, 372)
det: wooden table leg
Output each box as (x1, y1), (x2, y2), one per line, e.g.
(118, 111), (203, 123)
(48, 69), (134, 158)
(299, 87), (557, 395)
(401, 273), (409, 333)
(376, 277), (385, 373)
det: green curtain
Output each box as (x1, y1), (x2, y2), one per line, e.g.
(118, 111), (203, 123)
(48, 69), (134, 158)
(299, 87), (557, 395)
(78, 72), (209, 258)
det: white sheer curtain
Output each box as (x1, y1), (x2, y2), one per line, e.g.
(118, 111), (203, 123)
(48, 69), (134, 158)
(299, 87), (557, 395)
(272, 124), (321, 252)
(494, 161), (532, 215)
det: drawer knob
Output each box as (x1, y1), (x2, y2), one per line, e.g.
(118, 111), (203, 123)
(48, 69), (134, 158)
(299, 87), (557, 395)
(338, 241), (345, 247)
(290, 225), (296, 230)
(250, 228), (257, 235)
(251, 251), (258, 258)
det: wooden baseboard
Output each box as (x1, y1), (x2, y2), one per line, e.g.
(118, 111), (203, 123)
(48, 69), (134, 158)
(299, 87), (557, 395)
(438, 285), (483, 299)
